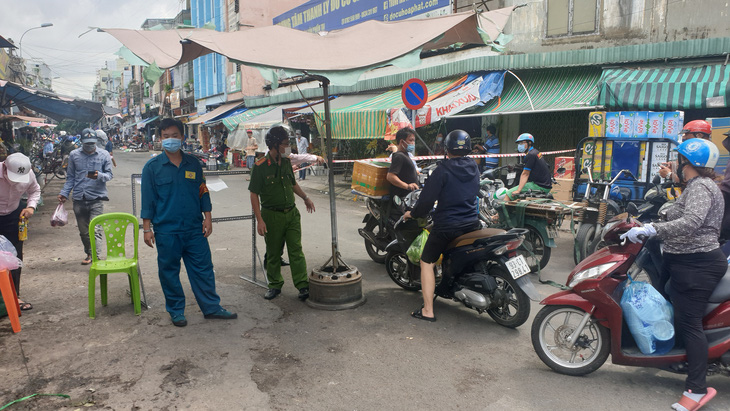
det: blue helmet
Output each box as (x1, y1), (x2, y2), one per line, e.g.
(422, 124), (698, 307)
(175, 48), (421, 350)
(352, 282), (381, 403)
(515, 133), (534, 143)
(676, 138), (719, 169)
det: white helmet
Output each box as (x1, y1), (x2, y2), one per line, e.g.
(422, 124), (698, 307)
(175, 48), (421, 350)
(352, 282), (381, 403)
(59, 130), (67, 136)
(494, 187), (508, 201)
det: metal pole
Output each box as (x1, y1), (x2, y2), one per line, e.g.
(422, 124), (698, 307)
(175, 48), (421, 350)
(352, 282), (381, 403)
(321, 78), (340, 271)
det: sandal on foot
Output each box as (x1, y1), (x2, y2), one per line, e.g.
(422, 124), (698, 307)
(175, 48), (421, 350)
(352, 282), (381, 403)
(19, 302), (33, 311)
(672, 388), (716, 411)
(81, 255), (92, 265)
(411, 308), (436, 322)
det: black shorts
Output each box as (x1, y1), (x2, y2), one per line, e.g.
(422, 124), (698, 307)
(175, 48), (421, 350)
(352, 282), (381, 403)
(421, 221), (481, 264)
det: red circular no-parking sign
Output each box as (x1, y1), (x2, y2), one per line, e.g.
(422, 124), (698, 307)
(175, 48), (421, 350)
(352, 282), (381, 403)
(401, 78), (428, 110)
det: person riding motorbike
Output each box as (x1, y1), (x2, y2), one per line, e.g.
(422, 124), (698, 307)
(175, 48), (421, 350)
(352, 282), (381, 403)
(506, 133), (552, 200)
(659, 120), (712, 183)
(403, 129), (480, 322)
(621, 138), (724, 411)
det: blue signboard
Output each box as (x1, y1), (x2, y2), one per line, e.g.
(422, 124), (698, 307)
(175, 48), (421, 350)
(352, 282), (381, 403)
(274, 0), (452, 33)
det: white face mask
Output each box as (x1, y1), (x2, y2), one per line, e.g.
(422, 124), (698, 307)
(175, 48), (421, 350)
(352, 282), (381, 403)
(282, 147), (291, 158)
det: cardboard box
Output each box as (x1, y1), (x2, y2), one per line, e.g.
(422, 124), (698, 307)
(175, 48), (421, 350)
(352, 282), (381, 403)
(551, 178), (574, 202)
(605, 112), (620, 138)
(620, 112), (635, 138)
(581, 140), (613, 178)
(647, 112), (665, 138)
(588, 111), (606, 137)
(633, 111), (649, 138)
(553, 156), (575, 178)
(351, 160), (391, 196)
(663, 111), (684, 141)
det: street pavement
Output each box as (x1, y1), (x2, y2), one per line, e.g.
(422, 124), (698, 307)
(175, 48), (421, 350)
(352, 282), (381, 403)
(1, 150), (728, 410)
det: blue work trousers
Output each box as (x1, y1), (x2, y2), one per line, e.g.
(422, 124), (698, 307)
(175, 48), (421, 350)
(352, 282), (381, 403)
(154, 231), (222, 316)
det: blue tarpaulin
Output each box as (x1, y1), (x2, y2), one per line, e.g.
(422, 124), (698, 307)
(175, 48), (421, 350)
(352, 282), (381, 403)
(0, 80), (103, 123)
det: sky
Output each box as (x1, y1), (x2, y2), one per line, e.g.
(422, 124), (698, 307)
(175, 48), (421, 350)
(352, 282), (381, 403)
(1, 0), (186, 100)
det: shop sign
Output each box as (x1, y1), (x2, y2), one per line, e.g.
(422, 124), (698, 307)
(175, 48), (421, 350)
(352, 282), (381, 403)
(274, 0), (451, 33)
(228, 72), (241, 93)
(170, 90), (180, 109)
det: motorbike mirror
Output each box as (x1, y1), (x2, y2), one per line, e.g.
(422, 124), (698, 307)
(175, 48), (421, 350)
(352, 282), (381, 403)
(393, 195), (405, 212)
(652, 174), (662, 185)
(626, 202), (639, 218)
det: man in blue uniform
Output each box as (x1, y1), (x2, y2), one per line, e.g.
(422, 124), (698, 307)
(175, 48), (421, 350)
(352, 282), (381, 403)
(141, 118), (236, 327)
(506, 133), (552, 200)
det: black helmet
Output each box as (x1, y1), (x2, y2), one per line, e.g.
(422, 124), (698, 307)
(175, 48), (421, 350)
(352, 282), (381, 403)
(444, 129), (471, 155)
(265, 125), (291, 149)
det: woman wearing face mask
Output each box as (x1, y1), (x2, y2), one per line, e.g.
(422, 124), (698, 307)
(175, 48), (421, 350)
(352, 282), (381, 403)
(432, 133), (445, 156)
(505, 133), (552, 200)
(386, 127), (420, 200)
(622, 138), (724, 411)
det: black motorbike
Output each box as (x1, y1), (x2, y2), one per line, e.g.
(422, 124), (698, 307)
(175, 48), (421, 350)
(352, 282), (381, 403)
(359, 195), (397, 264)
(384, 191), (540, 328)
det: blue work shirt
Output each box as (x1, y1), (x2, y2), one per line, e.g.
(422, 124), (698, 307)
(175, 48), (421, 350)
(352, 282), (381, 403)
(141, 152), (212, 234)
(60, 147), (113, 201)
(483, 134), (500, 168)
(43, 142), (54, 155)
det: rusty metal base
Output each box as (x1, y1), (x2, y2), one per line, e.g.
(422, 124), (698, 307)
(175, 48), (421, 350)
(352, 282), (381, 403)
(306, 265), (366, 311)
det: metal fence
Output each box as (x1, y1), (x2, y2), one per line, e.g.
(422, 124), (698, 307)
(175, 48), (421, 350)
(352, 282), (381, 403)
(130, 170), (268, 294)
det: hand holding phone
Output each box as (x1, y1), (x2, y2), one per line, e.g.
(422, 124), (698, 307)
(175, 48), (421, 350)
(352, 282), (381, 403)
(87, 171), (98, 179)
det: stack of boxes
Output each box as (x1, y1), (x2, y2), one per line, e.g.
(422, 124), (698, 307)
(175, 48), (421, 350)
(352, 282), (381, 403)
(589, 111), (684, 140)
(551, 156), (575, 202)
(351, 160), (391, 196)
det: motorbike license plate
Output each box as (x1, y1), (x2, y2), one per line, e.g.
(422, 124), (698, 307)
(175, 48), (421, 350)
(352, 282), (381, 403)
(506, 255), (531, 279)
(547, 225), (559, 239)
(507, 172), (516, 181)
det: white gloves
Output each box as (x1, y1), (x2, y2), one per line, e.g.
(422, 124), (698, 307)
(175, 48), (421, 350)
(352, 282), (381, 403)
(620, 224), (657, 244)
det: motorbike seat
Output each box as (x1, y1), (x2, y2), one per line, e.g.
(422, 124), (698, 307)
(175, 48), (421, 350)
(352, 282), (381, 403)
(446, 228), (506, 249)
(708, 268), (730, 303)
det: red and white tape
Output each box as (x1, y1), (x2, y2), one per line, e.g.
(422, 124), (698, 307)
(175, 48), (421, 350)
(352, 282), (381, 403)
(330, 149), (576, 163)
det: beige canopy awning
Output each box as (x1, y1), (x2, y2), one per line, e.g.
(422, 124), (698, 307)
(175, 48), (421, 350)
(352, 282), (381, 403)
(101, 8), (514, 71)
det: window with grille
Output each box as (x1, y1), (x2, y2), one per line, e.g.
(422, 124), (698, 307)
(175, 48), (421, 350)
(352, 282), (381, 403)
(546, 0), (598, 37)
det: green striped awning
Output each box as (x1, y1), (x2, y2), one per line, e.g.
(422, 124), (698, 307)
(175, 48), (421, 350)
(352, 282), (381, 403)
(593, 64), (730, 110)
(464, 67), (602, 116)
(314, 77), (465, 140)
(222, 106), (277, 131)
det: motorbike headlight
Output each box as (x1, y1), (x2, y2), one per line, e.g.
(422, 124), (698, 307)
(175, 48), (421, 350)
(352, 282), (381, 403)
(568, 262), (617, 288)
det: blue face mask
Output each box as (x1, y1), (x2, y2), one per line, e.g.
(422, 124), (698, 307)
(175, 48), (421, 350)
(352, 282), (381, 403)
(517, 143), (527, 153)
(406, 143), (415, 153)
(162, 138), (182, 153)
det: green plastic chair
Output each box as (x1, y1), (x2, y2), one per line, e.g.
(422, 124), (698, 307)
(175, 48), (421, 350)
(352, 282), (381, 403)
(88, 212), (141, 318)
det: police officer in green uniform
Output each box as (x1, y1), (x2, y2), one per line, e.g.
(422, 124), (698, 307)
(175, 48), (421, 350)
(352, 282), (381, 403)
(249, 125), (315, 301)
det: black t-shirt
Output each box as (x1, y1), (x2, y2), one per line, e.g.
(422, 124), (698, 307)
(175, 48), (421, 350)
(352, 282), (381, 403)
(389, 151), (419, 198)
(524, 148), (552, 188)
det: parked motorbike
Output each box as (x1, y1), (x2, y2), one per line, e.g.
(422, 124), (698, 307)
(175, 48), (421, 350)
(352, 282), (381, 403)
(479, 166), (561, 271)
(531, 211), (730, 376)
(384, 190), (539, 328)
(573, 168), (636, 264)
(31, 146), (67, 179)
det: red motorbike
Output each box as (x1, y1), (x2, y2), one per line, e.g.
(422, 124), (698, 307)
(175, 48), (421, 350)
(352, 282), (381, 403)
(531, 213), (730, 377)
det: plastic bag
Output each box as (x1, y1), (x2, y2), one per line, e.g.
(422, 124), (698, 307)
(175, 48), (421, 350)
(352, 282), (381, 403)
(0, 251), (22, 270)
(406, 230), (429, 265)
(620, 278), (675, 355)
(0, 235), (17, 257)
(51, 202), (68, 227)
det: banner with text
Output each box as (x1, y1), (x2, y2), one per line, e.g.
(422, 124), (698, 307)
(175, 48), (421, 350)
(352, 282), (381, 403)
(273, 0), (451, 33)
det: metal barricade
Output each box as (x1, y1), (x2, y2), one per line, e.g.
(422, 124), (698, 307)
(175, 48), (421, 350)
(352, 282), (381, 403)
(130, 170), (268, 302)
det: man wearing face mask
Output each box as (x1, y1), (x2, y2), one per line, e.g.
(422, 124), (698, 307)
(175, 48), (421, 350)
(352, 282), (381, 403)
(141, 118), (237, 327)
(506, 133), (552, 200)
(59, 128), (113, 265)
(249, 125), (315, 301)
(386, 127), (419, 200)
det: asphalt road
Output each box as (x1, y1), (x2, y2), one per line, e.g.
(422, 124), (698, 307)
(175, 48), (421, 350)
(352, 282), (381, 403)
(1, 150), (728, 410)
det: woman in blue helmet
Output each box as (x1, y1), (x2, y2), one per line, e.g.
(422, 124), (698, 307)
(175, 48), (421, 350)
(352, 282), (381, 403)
(622, 138), (724, 411)
(506, 133), (552, 200)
